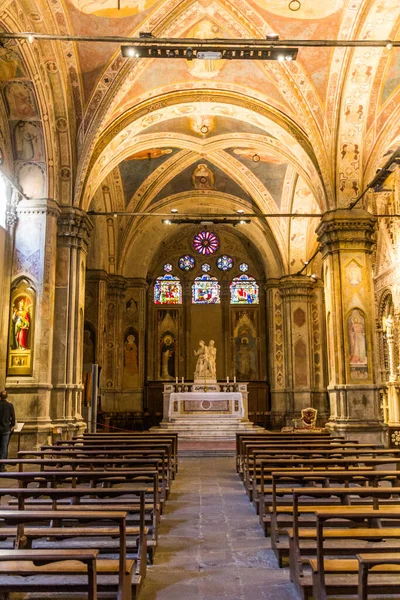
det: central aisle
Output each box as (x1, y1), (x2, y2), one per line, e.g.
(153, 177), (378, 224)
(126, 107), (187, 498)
(140, 457), (297, 600)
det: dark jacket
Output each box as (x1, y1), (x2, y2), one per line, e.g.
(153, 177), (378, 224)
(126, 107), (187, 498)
(0, 400), (15, 433)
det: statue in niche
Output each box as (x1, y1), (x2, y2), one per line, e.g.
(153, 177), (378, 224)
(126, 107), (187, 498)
(11, 297), (31, 350)
(160, 334), (175, 380)
(348, 310), (367, 365)
(237, 337), (253, 379)
(194, 340), (216, 380)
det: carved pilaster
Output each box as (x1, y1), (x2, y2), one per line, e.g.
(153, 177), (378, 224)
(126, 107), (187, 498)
(316, 209), (384, 442)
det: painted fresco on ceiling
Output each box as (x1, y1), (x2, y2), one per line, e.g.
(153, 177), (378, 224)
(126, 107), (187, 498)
(119, 148), (178, 205)
(185, 21), (226, 80)
(257, 0), (344, 19)
(0, 44), (26, 81)
(225, 148), (287, 207)
(117, 57), (292, 117)
(69, 0), (160, 17)
(381, 51), (400, 106)
(141, 115), (272, 139)
(150, 160), (253, 206)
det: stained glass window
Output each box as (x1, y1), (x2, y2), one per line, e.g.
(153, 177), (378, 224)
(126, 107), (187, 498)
(217, 255), (233, 271)
(192, 275), (220, 304)
(202, 263), (211, 273)
(230, 275), (259, 304)
(179, 255), (195, 271)
(164, 263), (173, 273)
(154, 274), (182, 304)
(193, 230), (219, 255)
(239, 263), (249, 273)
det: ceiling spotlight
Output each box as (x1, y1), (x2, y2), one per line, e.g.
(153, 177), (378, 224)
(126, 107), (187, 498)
(266, 32), (279, 42)
(27, 34), (35, 44)
(162, 219), (172, 225)
(170, 209), (178, 214)
(252, 154), (260, 163)
(113, 213), (118, 218)
(197, 51), (222, 60)
(386, 42), (393, 51)
(121, 46), (141, 58)
(277, 55), (285, 62)
(311, 274), (317, 280)
(237, 209), (245, 214)
(239, 219), (249, 225)
(186, 47), (194, 60)
(285, 55), (293, 61)
(303, 261), (309, 265)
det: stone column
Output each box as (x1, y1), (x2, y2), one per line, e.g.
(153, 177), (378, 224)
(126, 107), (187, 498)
(51, 207), (93, 437)
(316, 209), (384, 442)
(6, 198), (61, 447)
(278, 275), (327, 428)
(266, 279), (285, 429)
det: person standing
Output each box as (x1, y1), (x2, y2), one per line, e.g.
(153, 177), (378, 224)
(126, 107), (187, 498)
(0, 391), (15, 470)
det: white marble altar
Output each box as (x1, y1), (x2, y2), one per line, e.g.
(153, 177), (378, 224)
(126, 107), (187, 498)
(157, 382), (260, 440)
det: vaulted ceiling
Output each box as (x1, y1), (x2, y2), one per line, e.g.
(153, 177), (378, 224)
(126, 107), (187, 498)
(1, 0), (399, 275)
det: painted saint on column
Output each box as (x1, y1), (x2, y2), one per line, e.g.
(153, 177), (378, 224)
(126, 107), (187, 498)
(8, 286), (34, 376)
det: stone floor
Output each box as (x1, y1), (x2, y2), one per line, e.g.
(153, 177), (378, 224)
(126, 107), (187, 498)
(140, 457), (298, 600)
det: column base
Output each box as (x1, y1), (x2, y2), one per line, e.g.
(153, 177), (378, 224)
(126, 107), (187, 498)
(325, 419), (387, 446)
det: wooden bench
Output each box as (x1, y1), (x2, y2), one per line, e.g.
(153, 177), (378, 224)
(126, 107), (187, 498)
(0, 549), (99, 600)
(78, 432), (179, 477)
(308, 510), (400, 600)
(252, 455), (400, 512)
(0, 486), (150, 563)
(260, 470), (400, 536)
(0, 509), (136, 600)
(357, 553), (400, 600)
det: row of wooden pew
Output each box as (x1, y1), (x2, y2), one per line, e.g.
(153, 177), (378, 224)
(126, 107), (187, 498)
(236, 431), (400, 600)
(0, 430), (178, 599)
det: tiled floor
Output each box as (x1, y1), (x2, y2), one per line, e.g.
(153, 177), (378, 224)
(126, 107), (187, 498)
(140, 457), (297, 600)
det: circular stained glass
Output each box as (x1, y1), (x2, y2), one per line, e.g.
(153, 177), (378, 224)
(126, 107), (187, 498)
(179, 255), (195, 271)
(193, 230), (219, 256)
(164, 263), (173, 273)
(202, 263), (211, 273)
(239, 263), (249, 273)
(217, 255), (233, 271)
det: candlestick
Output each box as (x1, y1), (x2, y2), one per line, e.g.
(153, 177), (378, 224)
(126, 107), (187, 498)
(182, 377), (184, 384)
(176, 377), (178, 384)
(226, 376), (229, 383)
(233, 376), (236, 384)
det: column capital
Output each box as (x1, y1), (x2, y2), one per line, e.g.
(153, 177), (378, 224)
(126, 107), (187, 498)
(17, 198), (61, 219)
(57, 207), (94, 249)
(316, 208), (377, 257)
(107, 274), (127, 298)
(278, 274), (321, 299)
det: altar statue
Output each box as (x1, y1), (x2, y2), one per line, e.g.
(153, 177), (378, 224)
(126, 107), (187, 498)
(207, 340), (216, 379)
(194, 339), (217, 380)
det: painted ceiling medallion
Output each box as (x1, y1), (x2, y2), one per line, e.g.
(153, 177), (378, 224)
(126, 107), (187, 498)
(193, 231), (219, 256)
(69, 0), (159, 17)
(253, 0), (343, 19)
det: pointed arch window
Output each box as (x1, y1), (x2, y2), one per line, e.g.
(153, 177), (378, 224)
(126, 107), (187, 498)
(154, 274), (182, 305)
(230, 275), (259, 304)
(192, 275), (220, 304)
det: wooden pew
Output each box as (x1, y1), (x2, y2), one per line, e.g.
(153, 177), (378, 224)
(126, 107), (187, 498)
(0, 549), (99, 600)
(12, 455), (167, 510)
(0, 486), (150, 563)
(260, 470), (400, 536)
(249, 448), (400, 510)
(251, 455), (400, 512)
(78, 432), (179, 476)
(309, 510), (400, 600)
(284, 486), (400, 584)
(235, 432), (347, 473)
(0, 509), (136, 600)
(357, 553), (400, 600)
(47, 440), (175, 481)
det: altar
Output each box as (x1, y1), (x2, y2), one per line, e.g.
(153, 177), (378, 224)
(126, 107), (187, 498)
(157, 381), (259, 440)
